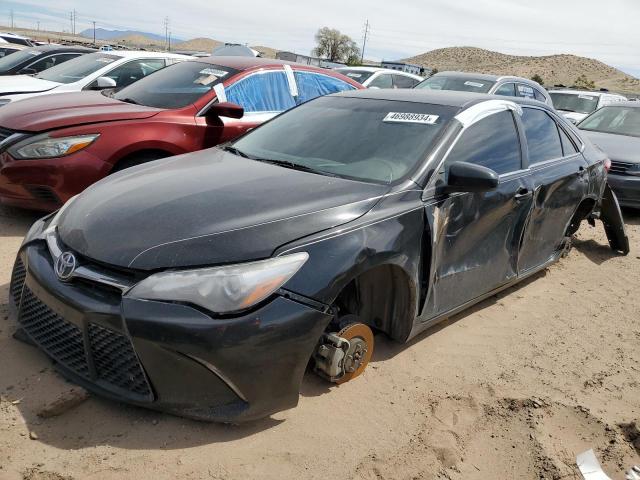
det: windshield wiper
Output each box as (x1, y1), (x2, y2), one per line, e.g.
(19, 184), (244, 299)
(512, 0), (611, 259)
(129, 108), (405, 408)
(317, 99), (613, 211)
(223, 145), (252, 159)
(253, 158), (340, 177)
(559, 108), (578, 113)
(119, 97), (139, 105)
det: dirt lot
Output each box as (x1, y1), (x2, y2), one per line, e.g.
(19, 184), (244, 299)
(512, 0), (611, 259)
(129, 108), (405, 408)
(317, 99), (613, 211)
(1, 204), (639, 480)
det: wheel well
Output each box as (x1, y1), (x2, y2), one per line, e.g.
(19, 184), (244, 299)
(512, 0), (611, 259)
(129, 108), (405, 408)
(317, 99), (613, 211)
(566, 197), (597, 236)
(111, 149), (173, 173)
(333, 264), (415, 342)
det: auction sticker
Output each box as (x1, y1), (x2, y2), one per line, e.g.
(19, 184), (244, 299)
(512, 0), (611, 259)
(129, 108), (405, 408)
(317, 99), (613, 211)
(464, 81), (485, 88)
(384, 112), (439, 125)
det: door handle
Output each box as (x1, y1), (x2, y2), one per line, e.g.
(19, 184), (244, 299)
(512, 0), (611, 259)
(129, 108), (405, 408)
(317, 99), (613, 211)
(515, 188), (532, 201)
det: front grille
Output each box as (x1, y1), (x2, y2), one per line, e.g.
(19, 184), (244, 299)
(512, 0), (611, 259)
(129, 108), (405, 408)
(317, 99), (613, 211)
(10, 258), (26, 306)
(610, 161), (634, 175)
(19, 287), (90, 377)
(88, 323), (152, 397)
(0, 126), (14, 143)
(18, 287), (153, 400)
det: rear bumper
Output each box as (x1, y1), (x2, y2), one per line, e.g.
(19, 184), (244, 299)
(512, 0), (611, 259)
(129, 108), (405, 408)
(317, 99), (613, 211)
(10, 242), (332, 422)
(0, 150), (111, 212)
(608, 173), (640, 209)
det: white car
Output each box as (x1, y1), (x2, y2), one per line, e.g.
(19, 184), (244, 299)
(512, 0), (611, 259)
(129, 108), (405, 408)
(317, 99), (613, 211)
(549, 89), (627, 123)
(0, 32), (34, 47)
(0, 51), (192, 106)
(335, 67), (424, 89)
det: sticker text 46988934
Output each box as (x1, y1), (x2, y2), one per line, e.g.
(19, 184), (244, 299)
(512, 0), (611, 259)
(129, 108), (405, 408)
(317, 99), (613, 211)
(383, 112), (440, 125)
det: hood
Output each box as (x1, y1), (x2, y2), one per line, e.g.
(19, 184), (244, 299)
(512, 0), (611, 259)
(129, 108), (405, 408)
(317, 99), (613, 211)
(0, 91), (162, 131)
(558, 111), (588, 124)
(57, 148), (389, 270)
(0, 74), (60, 96)
(581, 130), (640, 164)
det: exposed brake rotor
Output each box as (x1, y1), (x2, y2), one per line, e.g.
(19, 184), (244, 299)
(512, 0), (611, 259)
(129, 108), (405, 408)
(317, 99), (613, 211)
(334, 323), (374, 384)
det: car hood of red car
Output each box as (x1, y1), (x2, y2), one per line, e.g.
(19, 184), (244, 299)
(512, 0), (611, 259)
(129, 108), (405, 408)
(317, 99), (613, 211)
(0, 91), (162, 131)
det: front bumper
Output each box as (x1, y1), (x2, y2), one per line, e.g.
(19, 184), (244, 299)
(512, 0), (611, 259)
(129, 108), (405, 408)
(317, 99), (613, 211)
(0, 150), (111, 212)
(9, 241), (332, 422)
(608, 173), (640, 209)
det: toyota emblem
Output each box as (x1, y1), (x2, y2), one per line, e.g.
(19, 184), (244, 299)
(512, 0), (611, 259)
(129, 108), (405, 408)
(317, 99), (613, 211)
(55, 252), (77, 281)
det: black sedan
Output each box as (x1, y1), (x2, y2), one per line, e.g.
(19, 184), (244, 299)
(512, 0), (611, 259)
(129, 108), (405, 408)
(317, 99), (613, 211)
(578, 102), (640, 208)
(0, 45), (95, 76)
(9, 89), (628, 422)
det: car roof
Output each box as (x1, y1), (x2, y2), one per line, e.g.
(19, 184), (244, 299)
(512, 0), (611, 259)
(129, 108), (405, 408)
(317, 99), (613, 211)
(194, 55), (342, 72)
(30, 45), (96, 53)
(336, 88), (550, 110)
(100, 50), (192, 60)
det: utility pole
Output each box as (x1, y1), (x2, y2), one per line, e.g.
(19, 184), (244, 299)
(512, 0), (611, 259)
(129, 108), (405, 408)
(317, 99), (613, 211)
(361, 20), (370, 64)
(9, 9), (14, 29)
(168, 31), (171, 52)
(69, 10), (77, 35)
(92, 21), (96, 44)
(37, 21), (40, 31)
(164, 16), (170, 51)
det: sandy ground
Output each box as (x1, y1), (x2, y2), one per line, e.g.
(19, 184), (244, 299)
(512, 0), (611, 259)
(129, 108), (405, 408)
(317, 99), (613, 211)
(0, 204), (639, 480)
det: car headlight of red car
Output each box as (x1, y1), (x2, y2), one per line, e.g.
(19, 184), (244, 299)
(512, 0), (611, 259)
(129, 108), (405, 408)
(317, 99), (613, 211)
(8, 133), (100, 159)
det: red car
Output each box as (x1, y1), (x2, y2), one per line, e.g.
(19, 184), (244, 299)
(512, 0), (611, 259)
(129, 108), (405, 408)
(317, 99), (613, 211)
(0, 57), (362, 211)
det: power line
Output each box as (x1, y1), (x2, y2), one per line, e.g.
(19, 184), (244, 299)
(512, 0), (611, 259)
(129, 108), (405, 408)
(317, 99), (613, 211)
(361, 19), (370, 63)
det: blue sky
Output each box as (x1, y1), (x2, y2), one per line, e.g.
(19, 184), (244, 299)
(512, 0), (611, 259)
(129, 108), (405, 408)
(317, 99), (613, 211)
(4, 0), (639, 78)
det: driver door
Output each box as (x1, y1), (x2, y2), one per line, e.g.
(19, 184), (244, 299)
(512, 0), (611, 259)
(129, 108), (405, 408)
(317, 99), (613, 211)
(421, 110), (534, 320)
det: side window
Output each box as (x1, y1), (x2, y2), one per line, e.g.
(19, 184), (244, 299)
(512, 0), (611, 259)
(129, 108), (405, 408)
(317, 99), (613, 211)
(494, 83), (516, 97)
(105, 59), (165, 88)
(27, 53), (79, 73)
(392, 74), (419, 89)
(516, 84), (536, 100)
(446, 111), (522, 175)
(293, 71), (355, 104)
(521, 108), (563, 164)
(226, 71), (296, 113)
(533, 89), (547, 103)
(368, 74), (393, 89)
(559, 127), (578, 156)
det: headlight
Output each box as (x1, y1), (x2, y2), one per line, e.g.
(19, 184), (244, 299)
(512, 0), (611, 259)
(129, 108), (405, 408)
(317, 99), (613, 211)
(127, 252), (309, 314)
(8, 133), (99, 159)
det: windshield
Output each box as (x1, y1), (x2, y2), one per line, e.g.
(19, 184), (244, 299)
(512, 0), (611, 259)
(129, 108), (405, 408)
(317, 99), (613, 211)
(578, 106), (640, 138)
(36, 53), (119, 84)
(0, 48), (39, 71)
(113, 61), (237, 109)
(550, 92), (599, 114)
(336, 69), (375, 85)
(231, 96), (455, 184)
(416, 76), (495, 93)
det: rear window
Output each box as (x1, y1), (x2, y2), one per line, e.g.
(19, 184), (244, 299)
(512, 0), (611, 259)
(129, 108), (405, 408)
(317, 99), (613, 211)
(113, 61), (237, 109)
(416, 76), (495, 93)
(232, 96), (456, 184)
(336, 69), (375, 85)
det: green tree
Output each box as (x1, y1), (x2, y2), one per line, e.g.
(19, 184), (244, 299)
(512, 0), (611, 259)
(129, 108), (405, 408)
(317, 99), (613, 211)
(573, 74), (596, 90)
(313, 27), (361, 64)
(531, 74), (544, 86)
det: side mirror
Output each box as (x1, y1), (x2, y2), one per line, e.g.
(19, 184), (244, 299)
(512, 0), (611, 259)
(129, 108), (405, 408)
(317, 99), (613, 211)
(446, 161), (499, 193)
(94, 76), (117, 89)
(204, 101), (244, 119)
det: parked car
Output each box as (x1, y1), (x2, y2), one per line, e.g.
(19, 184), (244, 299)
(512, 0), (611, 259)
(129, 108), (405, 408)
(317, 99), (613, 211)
(578, 102), (640, 208)
(549, 89), (627, 124)
(0, 51), (191, 107)
(0, 32), (34, 47)
(9, 89), (628, 422)
(0, 45), (94, 76)
(416, 71), (553, 106)
(335, 66), (423, 89)
(0, 56), (361, 211)
(0, 41), (26, 58)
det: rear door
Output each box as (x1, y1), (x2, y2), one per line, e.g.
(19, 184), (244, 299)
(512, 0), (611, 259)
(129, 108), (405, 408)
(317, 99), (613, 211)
(422, 109), (534, 318)
(292, 70), (356, 104)
(517, 107), (588, 273)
